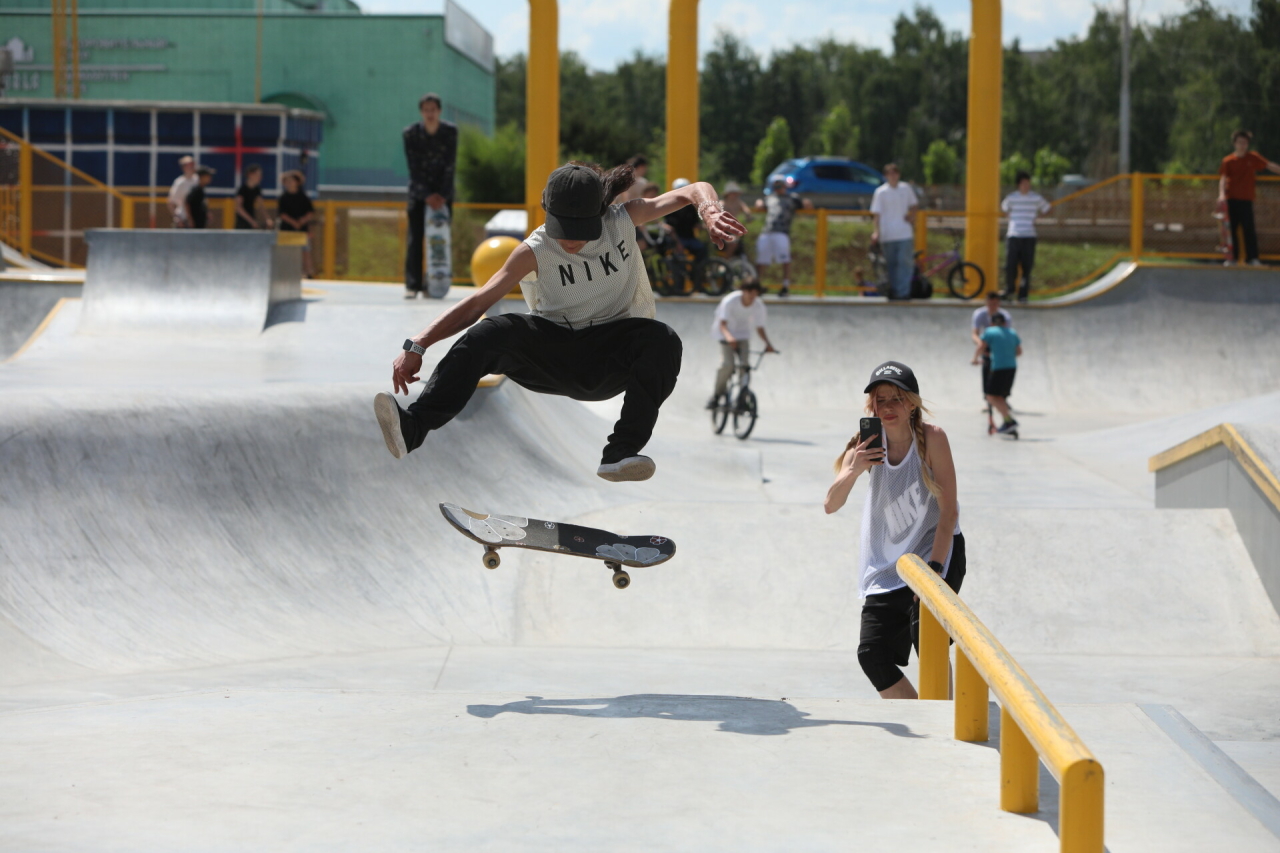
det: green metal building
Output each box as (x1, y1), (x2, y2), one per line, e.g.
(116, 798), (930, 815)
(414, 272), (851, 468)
(1, 0), (495, 189)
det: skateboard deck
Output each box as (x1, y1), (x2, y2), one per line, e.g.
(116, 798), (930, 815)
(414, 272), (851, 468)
(425, 205), (452, 299)
(439, 503), (676, 589)
(1214, 199), (1233, 260)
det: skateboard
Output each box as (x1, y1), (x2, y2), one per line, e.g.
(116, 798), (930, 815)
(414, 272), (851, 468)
(425, 204), (452, 299)
(1214, 199), (1234, 261)
(439, 503), (676, 589)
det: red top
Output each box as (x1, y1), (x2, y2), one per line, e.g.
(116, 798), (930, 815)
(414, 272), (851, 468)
(1219, 151), (1270, 201)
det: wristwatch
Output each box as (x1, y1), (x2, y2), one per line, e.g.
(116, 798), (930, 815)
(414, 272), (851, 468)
(403, 338), (426, 356)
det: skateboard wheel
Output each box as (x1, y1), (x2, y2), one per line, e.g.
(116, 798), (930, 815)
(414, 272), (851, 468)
(612, 570), (631, 590)
(483, 549), (501, 570)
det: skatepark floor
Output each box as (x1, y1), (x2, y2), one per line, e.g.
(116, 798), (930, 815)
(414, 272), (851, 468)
(3, 273), (1280, 850)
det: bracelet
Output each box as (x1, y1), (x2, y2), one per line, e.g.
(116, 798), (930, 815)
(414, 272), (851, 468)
(696, 200), (724, 223)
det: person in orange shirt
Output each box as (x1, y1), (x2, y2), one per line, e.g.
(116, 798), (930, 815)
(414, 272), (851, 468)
(1218, 130), (1280, 266)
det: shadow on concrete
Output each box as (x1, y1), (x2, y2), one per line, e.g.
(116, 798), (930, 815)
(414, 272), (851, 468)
(467, 694), (926, 738)
(264, 299), (312, 329)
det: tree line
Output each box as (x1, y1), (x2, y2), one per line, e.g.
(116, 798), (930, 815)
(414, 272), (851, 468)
(459, 0), (1280, 202)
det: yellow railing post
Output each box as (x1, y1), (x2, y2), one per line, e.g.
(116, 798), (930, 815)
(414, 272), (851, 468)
(954, 648), (988, 741)
(222, 198), (235, 229)
(814, 208), (828, 298)
(914, 208), (927, 257)
(917, 603), (950, 700)
(1060, 759), (1106, 853)
(1130, 172), (1144, 260)
(120, 196), (134, 229)
(19, 139), (33, 256)
(1000, 705), (1039, 813)
(322, 200), (337, 280)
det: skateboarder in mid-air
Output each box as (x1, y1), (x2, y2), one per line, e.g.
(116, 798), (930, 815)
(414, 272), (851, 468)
(375, 161), (746, 481)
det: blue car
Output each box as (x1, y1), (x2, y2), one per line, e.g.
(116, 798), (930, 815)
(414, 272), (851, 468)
(764, 157), (885, 209)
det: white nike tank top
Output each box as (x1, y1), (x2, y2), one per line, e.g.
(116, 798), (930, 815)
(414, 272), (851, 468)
(522, 203), (655, 328)
(858, 430), (961, 597)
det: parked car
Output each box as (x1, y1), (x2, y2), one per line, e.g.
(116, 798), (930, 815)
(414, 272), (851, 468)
(763, 157), (885, 209)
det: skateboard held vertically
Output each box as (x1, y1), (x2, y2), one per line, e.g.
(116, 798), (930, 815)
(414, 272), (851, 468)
(439, 503), (676, 589)
(425, 205), (452, 299)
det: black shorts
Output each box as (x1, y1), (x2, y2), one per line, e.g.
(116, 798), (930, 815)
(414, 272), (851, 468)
(984, 367), (1016, 398)
(858, 533), (967, 692)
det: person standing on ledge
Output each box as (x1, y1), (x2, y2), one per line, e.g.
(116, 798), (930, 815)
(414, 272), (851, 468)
(1000, 170), (1051, 303)
(403, 93), (458, 297)
(167, 155), (198, 228)
(373, 162), (745, 482)
(1219, 130), (1280, 267)
(870, 164), (919, 301)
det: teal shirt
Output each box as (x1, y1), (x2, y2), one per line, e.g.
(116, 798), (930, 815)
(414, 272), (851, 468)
(981, 326), (1020, 371)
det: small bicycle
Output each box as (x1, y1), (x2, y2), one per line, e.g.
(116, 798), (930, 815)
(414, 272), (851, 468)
(915, 230), (986, 299)
(709, 350), (775, 440)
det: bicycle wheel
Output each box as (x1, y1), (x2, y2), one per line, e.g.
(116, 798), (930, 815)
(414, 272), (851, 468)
(647, 254), (679, 296)
(710, 392), (729, 435)
(698, 258), (735, 296)
(947, 261), (986, 299)
(732, 388), (758, 440)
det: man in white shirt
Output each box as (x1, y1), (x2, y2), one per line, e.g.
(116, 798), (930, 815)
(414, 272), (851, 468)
(869, 163), (919, 300)
(167, 155), (198, 228)
(707, 281), (777, 407)
(1001, 170), (1051, 303)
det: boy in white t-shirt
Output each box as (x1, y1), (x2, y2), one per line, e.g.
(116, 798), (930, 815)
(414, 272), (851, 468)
(869, 163), (919, 300)
(707, 281), (778, 407)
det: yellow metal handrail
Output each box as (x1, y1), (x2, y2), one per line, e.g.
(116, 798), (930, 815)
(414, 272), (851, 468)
(898, 554), (1105, 853)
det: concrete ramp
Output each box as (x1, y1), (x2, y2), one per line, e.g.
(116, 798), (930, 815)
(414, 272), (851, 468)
(79, 229), (303, 336)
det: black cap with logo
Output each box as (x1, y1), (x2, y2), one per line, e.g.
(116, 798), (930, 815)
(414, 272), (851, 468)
(863, 361), (919, 394)
(543, 164), (605, 241)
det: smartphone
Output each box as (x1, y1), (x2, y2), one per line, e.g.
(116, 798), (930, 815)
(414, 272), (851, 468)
(859, 417), (883, 451)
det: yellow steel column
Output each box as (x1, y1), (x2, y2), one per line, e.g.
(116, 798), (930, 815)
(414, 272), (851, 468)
(917, 605), (950, 700)
(1129, 172), (1144, 259)
(322, 201), (338, 279)
(19, 140), (33, 256)
(52, 0), (65, 99)
(1000, 705), (1039, 813)
(814, 208), (828, 298)
(965, 0), (1002, 293)
(954, 648), (989, 741)
(525, 0), (559, 234)
(1060, 759), (1106, 853)
(666, 0), (700, 185)
(120, 196), (134, 229)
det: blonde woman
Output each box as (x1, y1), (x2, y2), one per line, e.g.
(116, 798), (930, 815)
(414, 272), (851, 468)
(824, 361), (964, 699)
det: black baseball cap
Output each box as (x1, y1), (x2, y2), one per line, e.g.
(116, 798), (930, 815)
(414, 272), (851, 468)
(863, 361), (919, 394)
(543, 164), (604, 241)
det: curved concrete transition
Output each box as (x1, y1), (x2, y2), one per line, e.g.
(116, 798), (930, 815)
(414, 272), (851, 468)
(2, 267), (1280, 851)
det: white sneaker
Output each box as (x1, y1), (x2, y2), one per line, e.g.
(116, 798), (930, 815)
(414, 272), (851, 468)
(374, 392), (408, 459)
(1223, 259), (1236, 267)
(597, 455), (656, 482)
(404, 289), (419, 299)
(1248, 259), (1264, 267)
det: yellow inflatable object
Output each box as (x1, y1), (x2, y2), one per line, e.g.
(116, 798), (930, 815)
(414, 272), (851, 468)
(470, 236), (521, 287)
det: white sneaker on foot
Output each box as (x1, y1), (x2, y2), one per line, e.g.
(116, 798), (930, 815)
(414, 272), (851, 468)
(374, 392), (408, 459)
(597, 455), (656, 482)
(1248, 259), (1264, 267)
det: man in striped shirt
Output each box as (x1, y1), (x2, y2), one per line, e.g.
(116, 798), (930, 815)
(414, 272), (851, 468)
(1001, 171), (1051, 303)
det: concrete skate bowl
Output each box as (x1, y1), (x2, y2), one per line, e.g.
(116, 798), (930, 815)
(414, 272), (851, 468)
(657, 265), (1280, 417)
(0, 280), (80, 360)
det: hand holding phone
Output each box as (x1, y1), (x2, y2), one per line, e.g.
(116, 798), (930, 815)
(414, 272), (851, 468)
(843, 417), (884, 474)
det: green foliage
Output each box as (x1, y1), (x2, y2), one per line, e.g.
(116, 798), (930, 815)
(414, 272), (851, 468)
(816, 102), (859, 158)
(751, 117), (795, 187)
(457, 123), (525, 204)
(1000, 152), (1033, 187)
(1032, 147), (1071, 188)
(921, 139), (959, 185)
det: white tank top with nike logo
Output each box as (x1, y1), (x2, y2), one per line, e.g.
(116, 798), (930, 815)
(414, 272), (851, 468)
(859, 431), (960, 597)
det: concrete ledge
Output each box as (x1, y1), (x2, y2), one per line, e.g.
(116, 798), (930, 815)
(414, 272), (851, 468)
(1151, 423), (1280, 615)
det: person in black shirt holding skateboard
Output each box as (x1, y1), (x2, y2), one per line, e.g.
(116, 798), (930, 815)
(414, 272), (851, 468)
(403, 93), (458, 298)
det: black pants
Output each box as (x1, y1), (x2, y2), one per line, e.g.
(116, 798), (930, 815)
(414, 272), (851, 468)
(404, 197), (453, 291)
(1005, 237), (1037, 300)
(858, 533), (967, 693)
(403, 313), (682, 462)
(1227, 199), (1259, 263)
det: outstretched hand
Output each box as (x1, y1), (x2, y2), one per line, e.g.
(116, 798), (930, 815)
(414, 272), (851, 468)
(392, 351), (423, 395)
(704, 210), (748, 249)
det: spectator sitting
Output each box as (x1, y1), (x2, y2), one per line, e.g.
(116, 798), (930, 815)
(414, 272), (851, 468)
(235, 164), (271, 230)
(185, 166), (215, 229)
(665, 177), (706, 262)
(277, 169), (316, 277)
(167, 155), (198, 228)
(753, 176), (812, 297)
(1219, 129), (1280, 267)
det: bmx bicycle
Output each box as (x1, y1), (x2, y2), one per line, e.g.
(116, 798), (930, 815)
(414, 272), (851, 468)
(646, 236), (737, 297)
(915, 230), (985, 299)
(709, 350), (775, 440)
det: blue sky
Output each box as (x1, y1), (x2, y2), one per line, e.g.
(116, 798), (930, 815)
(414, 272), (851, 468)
(367, 0), (1256, 69)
